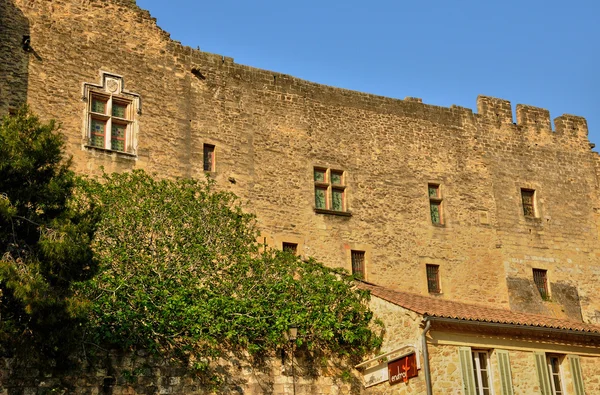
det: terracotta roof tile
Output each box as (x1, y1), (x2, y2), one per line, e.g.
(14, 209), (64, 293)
(358, 282), (600, 334)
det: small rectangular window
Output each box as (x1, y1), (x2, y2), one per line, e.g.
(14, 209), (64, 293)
(87, 93), (131, 152)
(91, 97), (107, 114)
(521, 189), (536, 217)
(203, 144), (215, 172)
(428, 184), (443, 225)
(315, 187), (328, 209)
(314, 167), (347, 213)
(533, 268), (549, 300)
(111, 123), (126, 151)
(111, 101), (128, 118)
(282, 242), (297, 254)
(90, 118), (107, 148)
(314, 168), (326, 183)
(426, 264), (441, 293)
(351, 250), (365, 278)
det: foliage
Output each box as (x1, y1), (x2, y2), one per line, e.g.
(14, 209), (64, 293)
(0, 107), (97, 359)
(77, 170), (382, 365)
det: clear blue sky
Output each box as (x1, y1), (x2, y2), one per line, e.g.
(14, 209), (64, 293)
(137, 0), (599, 147)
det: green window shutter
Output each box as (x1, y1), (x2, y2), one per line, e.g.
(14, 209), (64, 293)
(568, 355), (585, 395)
(496, 350), (514, 395)
(534, 352), (551, 395)
(459, 347), (476, 395)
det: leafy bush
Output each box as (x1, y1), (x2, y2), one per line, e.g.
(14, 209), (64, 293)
(77, 170), (382, 364)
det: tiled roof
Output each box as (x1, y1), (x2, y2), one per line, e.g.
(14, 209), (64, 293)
(358, 282), (600, 334)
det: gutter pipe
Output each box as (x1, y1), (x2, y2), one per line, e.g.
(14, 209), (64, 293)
(421, 316), (433, 395)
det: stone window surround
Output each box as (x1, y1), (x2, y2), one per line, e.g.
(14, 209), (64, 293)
(426, 264), (441, 294)
(313, 166), (350, 216)
(351, 250), (366, 279)
(203, 143), (216, 172)
(521, 188), (537, 218)
(282, 242), (298, 255)
(82, 71), (141, 157)
(345, 243), (371, 281)
(533, 268), (550, 300)
(428, 183), (444, 226)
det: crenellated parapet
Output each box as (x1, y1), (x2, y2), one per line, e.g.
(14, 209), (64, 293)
(516, 104), (551, 130)
(477, 95), (513, 124)
(554, 114), (589, 139)
(476, 95), (590, 147)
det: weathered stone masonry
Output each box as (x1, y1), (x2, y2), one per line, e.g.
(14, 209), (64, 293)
(3, 0), (600, 393)
(2, 0), (599, 321)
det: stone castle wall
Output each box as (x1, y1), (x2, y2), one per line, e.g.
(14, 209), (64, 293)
(2, 0), (600, 323)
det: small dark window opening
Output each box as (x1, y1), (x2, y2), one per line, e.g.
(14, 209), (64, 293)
(351, 250), (365, 279)
(533, 268), (549, 300)
(521, 189), (536, 217)
(426, 264), (441, 293)
(203, 144), (215, 172)
(282, 242), (297, 254)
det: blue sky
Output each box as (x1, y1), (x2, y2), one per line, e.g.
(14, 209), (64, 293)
(137, 0), (599, 147)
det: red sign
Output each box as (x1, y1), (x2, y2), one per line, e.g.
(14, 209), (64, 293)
(388, 353), (418, 385)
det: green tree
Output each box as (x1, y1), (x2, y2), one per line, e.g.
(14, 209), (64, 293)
(0, 107), (96, 359)
(78, 170), (381, 368)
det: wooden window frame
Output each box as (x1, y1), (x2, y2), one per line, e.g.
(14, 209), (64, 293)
(521, 188), (537, 218)
(547, 355), (565, 395)
(203, 144), (215, 172)
(351, 250), (366, 279)
(314, 167), (348, 214)
(428, 184), (444, 225)
(472, 350), (493, 395)
(88, 92), (132, 153)
(533, 268), (549, 300)
(426, 264), (441, 294)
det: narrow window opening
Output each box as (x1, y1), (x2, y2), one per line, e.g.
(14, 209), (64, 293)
(203, 144), (215, 172)
(351, 250), (365, 279)
(521, 188), (536, 217)
(472, 351), (492, 395)
(533, 268), (549, 300)
(426, 264), (441, 293)
(547, 355), (564, 395)
(428, 184), (443, 225)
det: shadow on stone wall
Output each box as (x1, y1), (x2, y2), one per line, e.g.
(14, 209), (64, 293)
(0, 0), (29, 114)
(507, 277), (583, 321)
(0, 348), (361, 394)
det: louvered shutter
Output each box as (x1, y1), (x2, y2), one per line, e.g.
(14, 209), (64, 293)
(534, 352), (551, 395)
(568, 355), (585, 395)
(459, 347), (476, 395)
(496, 350), (514, 395)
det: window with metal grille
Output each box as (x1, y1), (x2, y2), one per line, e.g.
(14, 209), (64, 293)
(428, 184), (443, 225)
(203, 144), (215, 172)
(533, 268), (549, 300)
(426, 264), (440, 293)
(314, 167), (347, 212)
(282, 242), (297, 254)
(351, 250), (365, 278)
(521, 189), (536, 217)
